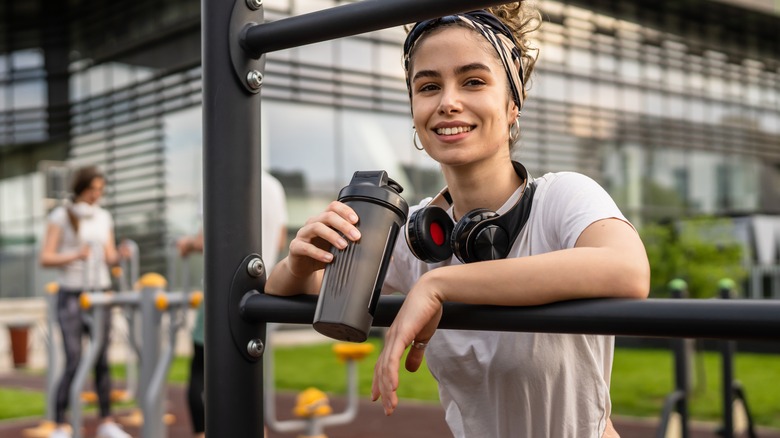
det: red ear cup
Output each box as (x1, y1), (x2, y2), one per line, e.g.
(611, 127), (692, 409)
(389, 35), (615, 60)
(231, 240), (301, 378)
(406, 206), (454, 263)
(450, 208), (503, 264)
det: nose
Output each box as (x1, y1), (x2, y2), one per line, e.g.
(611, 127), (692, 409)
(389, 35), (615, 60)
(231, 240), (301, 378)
(437, 87), (462, 115)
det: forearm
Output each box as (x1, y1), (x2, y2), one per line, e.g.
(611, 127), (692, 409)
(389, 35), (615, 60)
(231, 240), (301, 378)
(264, 257), (323, 296)
(40, 251), (81, 267)
(426, 246), (649, 306)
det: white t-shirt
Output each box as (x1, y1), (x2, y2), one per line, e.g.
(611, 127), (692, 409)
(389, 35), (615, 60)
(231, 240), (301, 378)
(48, 203), (115, 290)
(384, 171), (630, 438)
(261, 170), (288, 271)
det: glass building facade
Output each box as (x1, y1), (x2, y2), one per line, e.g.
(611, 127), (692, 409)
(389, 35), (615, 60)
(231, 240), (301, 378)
(1, 0), (779, 298)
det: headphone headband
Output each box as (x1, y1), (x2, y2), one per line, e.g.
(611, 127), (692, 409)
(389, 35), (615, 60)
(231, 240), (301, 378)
(405, 161), (535, 264)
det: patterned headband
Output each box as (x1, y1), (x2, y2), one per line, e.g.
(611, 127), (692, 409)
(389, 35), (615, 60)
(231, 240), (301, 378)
(403, 10), (525, 111)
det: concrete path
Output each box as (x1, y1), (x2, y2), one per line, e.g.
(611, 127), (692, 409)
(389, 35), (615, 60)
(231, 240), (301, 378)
(1, 371), (779, 438)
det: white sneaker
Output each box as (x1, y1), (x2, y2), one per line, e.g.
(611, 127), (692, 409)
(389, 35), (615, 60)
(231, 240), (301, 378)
(49, 427), (73, 438)
(95, 421), (132, 438)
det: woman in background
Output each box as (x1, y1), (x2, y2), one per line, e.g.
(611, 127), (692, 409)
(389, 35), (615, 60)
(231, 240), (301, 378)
(40, 166), (131, 438)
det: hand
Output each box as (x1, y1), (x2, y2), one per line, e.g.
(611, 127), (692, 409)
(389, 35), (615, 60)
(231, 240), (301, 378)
(118, 241), (133, 260)
(371, 275), (443, 416)
(286, 201), (361, 278)
(76, 245), (91, 261)
(177, 237), (193, 257)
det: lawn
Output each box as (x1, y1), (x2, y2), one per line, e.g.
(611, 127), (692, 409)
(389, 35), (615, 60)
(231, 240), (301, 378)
(2, 342), (779, 429)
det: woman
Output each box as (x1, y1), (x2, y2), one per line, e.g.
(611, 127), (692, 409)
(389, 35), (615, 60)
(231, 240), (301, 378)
(266, 3), (649, 437)
(40, 166), (131, 438)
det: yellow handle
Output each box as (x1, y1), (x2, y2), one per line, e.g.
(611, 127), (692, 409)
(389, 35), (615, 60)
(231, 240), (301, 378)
(332, 343), (374, 362)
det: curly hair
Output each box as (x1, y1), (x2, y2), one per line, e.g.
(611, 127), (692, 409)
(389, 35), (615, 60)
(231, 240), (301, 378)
(404, 2), (541, 101)
(487, 1), (541, 97)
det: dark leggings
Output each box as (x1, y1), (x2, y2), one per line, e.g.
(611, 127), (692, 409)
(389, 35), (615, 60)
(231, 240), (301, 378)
(187, 342), (205, 433)
(55, 290), (112, 424)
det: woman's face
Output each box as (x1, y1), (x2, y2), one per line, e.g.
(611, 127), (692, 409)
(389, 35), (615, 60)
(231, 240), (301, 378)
(409, 26), (518, 168)
(78, 177), (105, 204)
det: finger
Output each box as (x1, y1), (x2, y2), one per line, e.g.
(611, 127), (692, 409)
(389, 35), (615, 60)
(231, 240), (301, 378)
(371, 373), (380, 402)
(376, 337), (406, 415)
(288, 237), (333, 264)
(405, 340), (427, 373)
(315, 209), (361, 242)
(325, 200), (359, 225)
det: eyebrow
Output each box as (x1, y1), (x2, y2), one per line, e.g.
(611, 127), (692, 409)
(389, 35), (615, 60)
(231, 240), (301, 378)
(412, 62), (492, 83)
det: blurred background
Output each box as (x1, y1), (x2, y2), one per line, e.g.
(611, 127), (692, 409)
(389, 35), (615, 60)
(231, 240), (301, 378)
(0, 0), (778, 362)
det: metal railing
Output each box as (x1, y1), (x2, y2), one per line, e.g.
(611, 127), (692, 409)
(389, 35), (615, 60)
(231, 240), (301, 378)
(201, 0), (780, 436)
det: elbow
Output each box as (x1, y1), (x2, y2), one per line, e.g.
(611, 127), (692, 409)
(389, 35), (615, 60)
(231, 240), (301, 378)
(617, 260), (650, 299)
(39, 255), (54, 268)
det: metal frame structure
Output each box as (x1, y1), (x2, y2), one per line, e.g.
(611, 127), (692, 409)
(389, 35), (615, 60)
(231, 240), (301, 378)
(202, 1), (780, 436)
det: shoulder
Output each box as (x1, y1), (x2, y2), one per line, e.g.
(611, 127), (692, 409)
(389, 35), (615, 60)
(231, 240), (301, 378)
(532, 171), (612, 205)
(534, 171), (603, 193)
(48, 206), (68, 224)
(93, 206), (114, 224)
(262, 171), (285, 193)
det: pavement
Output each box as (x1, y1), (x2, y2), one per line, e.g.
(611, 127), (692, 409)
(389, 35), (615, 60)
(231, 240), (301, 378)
(2, 370), (779, 438)
(2, 327), (778, 438)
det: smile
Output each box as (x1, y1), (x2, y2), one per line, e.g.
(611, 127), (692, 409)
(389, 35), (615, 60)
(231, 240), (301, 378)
(435, 126), (473, 135)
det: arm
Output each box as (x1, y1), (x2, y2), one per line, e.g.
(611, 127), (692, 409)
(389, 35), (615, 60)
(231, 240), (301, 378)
(103, 229), (123, 266)
(265, 201), (360, 296)
(277, 225), (287, 254)
(428, 218), (648, 306)
(39, 223), (89, 267)
(177, 229), (204, 257)
(372, 217), (650, 415)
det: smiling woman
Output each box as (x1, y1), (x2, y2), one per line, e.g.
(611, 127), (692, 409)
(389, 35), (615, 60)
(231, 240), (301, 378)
(265, 3), (650, 438)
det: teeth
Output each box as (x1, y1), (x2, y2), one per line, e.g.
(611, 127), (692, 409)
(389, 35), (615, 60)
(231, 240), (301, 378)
(436, 126), (472, 135)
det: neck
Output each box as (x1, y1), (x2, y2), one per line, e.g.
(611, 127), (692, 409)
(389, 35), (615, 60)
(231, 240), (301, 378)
(442, 157), (523, 220)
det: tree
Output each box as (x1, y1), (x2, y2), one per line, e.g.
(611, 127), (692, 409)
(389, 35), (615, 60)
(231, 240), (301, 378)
(641, 218), (747, 299)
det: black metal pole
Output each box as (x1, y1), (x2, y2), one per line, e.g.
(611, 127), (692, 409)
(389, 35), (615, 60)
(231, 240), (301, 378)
(241, 0), (513, 57)
(720, 283), (735, 438)
(241, 293), (780, 341)
(202, 0), (264, 436)
(670, 285), (690, 438)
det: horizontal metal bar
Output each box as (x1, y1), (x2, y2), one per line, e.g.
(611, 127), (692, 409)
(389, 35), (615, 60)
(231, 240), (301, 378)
(242, 0), (513, 57)
(241, 294), (780, 341)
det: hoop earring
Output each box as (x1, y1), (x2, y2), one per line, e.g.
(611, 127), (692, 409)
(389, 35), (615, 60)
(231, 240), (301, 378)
(413, 128), (424, 151)
(509, 117), (521, 144)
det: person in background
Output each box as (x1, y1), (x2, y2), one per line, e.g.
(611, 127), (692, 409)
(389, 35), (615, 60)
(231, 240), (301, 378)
(265, 3), (650, 437)
(179, 169), (288, 438)
(40, 165), (132, 438)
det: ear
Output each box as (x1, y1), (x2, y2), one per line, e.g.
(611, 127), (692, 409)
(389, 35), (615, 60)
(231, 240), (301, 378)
(507, 101), (519, 122)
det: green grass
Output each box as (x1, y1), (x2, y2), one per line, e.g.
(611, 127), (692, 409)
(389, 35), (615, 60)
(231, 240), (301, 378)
(0, 388), (45, 420)
(611, 347), (780, 428)
(3, 345), (779, 429)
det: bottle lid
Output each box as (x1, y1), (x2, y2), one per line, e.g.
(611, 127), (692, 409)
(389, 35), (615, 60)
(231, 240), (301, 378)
(337, 171), (409, 220)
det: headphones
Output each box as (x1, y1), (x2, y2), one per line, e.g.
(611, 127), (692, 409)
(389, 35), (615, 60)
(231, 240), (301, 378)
(405, 161), (536, 264)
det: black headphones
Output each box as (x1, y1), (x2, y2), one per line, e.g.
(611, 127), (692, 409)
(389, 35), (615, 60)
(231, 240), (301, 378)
(405, 161), (536, 264)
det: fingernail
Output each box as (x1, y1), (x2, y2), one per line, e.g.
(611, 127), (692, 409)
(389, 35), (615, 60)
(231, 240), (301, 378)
(337, 238), (348, 248)
(349, 229), (361, 240)
(349, 213), (359, 223)
(323, 253), (333, 262)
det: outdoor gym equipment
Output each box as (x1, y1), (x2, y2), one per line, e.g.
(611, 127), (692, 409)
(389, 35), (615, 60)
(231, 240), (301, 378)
(23, 241), (141, 438)
(264, 323), (374, 438)
(657, 279), (758, 438)
(201, 0), (780, 435)
(75, 273), (201, 438)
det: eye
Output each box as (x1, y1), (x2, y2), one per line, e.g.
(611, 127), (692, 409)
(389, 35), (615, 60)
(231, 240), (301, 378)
(416, 83), (440, 93)
(464, 78), (486, 87)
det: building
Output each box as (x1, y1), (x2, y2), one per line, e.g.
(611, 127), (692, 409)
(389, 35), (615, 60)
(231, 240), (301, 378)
(1, 0), (779, 302)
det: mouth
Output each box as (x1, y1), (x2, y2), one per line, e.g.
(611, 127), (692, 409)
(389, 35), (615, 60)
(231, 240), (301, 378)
(434, 125), (474, 136)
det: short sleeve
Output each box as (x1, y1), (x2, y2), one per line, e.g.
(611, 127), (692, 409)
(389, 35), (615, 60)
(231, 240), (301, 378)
(539, 172), (629, 250)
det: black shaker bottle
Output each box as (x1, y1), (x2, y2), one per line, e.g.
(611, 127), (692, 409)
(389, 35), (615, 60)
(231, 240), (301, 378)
(313, 170), (409, 342)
